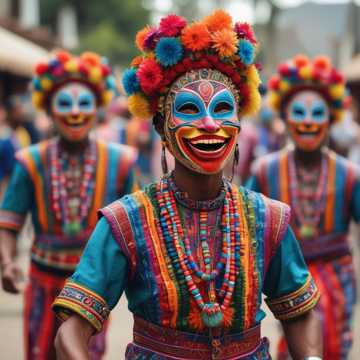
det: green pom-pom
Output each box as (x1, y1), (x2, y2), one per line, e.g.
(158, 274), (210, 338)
(201, 303), (224, 328)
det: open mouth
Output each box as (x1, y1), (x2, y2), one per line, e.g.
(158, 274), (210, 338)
(61, 117), (88, 128)
(187, 137), (229, 153)
(180, 134), (233, 161)
(296, 128), (320, 137)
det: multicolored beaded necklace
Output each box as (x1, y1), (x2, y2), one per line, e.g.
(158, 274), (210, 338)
(155, 175), (242, 329)
(288, 150), (328, 239)
(49, 139), (96, 236)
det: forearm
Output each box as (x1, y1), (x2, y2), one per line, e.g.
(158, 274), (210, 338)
(55, 314), (94, 360)
(0, 229), (18, 266)
(281, 309), (322, 360)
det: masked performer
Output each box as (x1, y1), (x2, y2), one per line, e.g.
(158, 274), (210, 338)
(247, 55), (356, 360)
(53, 11), (322, 360)
(0, 51), (138, 359)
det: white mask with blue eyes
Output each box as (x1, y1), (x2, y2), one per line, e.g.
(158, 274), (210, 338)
(51, 82), (97, 142)
(53, 83), (96, 115)
(286, 90), (330, 151)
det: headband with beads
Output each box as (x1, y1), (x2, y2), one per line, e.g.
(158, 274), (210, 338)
(122, 9), (262, 120)
(32, 51), (116, 111)
(267, 54), (351, 122)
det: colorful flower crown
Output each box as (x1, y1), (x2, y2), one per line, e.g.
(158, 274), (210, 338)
(122, 10), (261, 120)
(268, 54), (350, 122)
(32, 51), (116, 111)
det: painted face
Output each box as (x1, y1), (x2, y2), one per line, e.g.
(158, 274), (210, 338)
(164, 70), (240, 174)
(286, 90), (330, 151)
(51, 82), (96, 142)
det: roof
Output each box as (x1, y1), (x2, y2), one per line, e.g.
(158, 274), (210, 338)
(0, 26), (49, 77)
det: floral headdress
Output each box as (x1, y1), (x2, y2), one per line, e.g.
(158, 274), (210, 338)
(122, 9), (261, 120)
(268, 54), (350, 122)
(32, 51), (116, 111)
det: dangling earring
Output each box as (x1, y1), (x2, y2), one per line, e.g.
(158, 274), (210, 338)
(161, 141), (168, 175)
(229, 143), (239, 182)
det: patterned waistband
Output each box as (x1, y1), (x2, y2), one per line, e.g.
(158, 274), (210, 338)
(133, 316), (261, 360)
(300, 233), (350, 261)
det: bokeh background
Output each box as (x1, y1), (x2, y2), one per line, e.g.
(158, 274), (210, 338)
(0, 0), (359, 359)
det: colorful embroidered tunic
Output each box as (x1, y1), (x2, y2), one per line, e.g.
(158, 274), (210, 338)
(247, 147), (360, 360)
(53, 178), (319, 359)
(0, 138), (138, 359)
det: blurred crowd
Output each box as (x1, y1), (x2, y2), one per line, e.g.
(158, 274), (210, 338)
(1, 79), (360, 194)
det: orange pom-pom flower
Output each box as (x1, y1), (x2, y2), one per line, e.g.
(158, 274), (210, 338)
(204, 9), (232, 32)
(181, 22), (211, 51)
(211, 29), (238, 58)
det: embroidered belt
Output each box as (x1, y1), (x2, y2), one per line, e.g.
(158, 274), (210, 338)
(300, 233), (350, 260)
(132, 316), (261, 360)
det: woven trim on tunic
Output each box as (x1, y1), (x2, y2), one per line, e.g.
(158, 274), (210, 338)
(265, 274), (320, 320)
(0, 209), (25, 231)
(52, 281), (109, 332)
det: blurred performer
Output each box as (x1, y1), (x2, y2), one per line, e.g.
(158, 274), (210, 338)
(53, 11), (321, 360)
(247, 55), (357, 360)
(0, 51), (138, 360)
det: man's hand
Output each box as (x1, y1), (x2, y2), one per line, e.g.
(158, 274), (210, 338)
(55, 314), (94, 360)
(1, 261), (24, 293)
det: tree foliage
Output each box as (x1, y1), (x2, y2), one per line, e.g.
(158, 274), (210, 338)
(40, 0), (151, 65)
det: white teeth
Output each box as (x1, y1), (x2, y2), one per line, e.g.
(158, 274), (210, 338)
(189, 139), (226, 145)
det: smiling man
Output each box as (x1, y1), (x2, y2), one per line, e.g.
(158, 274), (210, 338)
(53, 12), (321, 360)
(247, 55), (360, 360)
(0, 51), (138, 359)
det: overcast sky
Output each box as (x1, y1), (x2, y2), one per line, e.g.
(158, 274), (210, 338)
(152, 0), (356, 23)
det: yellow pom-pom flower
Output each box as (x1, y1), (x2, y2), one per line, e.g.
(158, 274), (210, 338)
(299, 66), (312, 80)
(102, 90), (114, 106)
(128, 93), (152, 119)
(279, 80), (290, 93)
(40, 77), (53, 91)
(268, 92), (281, 110)
(329, 84), (345, 100)
(333, 109), (344, 123)
(64, 60), (79, 73)
(32, 91), (44, 109)
(247, 65), (261, 87)
(89, 67), (102, 84)
(242, 84), (261, 116)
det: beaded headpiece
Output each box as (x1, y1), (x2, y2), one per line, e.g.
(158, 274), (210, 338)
(122, 9), (261, 120)
(32, 51), (116, 111)
(268, 54), (350, 122)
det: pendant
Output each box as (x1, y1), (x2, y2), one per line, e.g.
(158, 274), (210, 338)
(201, 303), (224, 328)
(299, 224), (316, 239)
(64, 222), (82, 236)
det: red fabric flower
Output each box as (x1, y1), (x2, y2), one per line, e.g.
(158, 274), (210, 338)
(101, 65), (111, 76)
(159, 14), (187, 37)
(278, 63), (290, 76)
(79, 63), (89, 75)
(268, 75), (280, 90)
(330, 68), (344, 84)
(137, 59), (163, 94)
(57, 51), (72, 63)
(234, 22), (257, 45)
(35, 63), (49, 75)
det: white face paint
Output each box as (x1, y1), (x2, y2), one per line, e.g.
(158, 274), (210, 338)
(51, 82), (97, 142)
